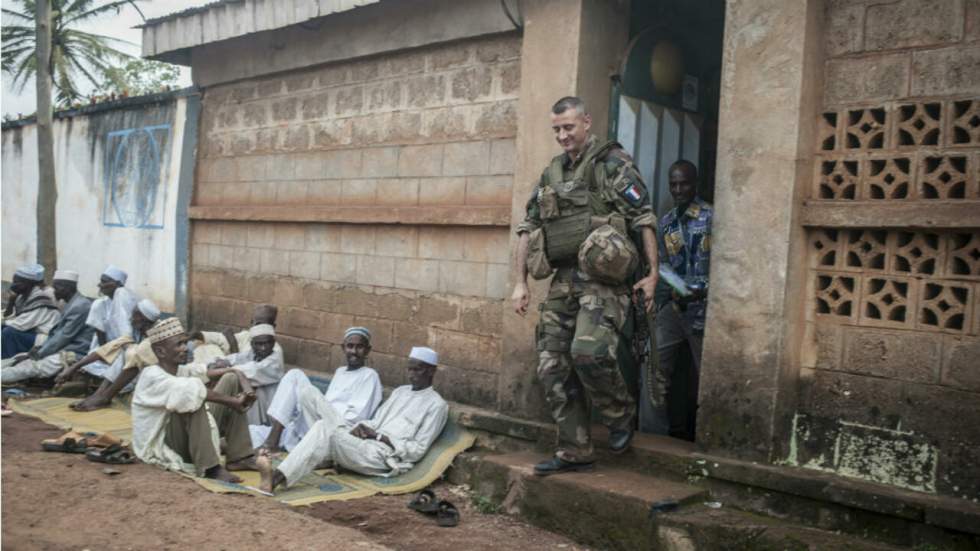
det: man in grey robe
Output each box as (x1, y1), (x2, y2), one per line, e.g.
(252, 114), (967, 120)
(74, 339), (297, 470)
(2, 270), (94, 383)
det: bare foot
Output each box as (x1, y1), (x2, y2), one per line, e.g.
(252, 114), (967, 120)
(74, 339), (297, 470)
(226, 456), (257, 471)
(205, 465), (242, 484)
(256, 451), (276, 494)
(71, 394), (112, 412)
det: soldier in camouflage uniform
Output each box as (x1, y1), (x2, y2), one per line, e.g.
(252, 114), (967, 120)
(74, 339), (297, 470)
(512, 97), (659, 476)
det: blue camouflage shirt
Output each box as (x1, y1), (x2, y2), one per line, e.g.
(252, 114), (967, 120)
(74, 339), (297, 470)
(657, 197), (713, 330)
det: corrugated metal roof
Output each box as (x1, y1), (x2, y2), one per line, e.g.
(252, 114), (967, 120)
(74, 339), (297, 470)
(141, 0), (381, 63)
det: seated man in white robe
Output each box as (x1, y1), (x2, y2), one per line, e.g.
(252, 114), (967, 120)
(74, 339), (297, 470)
(205, 323), (283, 426)
(132, 317), (257, 483)
(2, 270), (94, 383)
(82, 265), (140, 374)
(252, 326), (382, 452)
(258, 346), (448, 492)
(55, 299), (160, 411)
(191, 304), (284, 425)
(190, 303), (280, 363)
(1, 264), (61, 359)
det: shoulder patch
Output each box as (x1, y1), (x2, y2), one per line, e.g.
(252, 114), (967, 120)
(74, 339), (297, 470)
(620, 182), (646, 206)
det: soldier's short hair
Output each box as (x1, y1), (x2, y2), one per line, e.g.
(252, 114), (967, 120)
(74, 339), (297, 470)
(552, 96), (587, 116)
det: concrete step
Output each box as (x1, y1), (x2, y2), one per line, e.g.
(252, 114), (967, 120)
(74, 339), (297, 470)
(451, 452), (907, 551)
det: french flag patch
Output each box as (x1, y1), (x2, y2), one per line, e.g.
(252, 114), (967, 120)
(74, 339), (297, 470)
(622, 183), (644, 205)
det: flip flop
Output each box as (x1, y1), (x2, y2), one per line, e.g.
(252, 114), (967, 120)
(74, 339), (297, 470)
(86, 445), (135, 464)
(407, 489), (440, 514)
(85, 432), (123, 449)
(436, 500), (460, 527)
(41, 430), (94, 453)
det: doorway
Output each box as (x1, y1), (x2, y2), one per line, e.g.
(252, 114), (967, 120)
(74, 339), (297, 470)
(612, 0), (725, 441)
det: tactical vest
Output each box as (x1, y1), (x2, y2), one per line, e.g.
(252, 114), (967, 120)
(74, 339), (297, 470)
(538, 140), (620, 263)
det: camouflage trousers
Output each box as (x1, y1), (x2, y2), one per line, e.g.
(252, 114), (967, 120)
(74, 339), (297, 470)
(536, 268), (636, 462)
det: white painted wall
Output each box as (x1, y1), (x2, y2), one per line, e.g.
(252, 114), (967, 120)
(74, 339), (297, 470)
(2, 96), (189, 312)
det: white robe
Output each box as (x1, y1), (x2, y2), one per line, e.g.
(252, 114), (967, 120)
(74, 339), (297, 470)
(131, 363), (219, 475)
(249, 366), (382, 450)
(83, 288), (139, 378)
(334, 385), (448, 477)
(223, 347), (284, 425)
(192, 330), (285, 425)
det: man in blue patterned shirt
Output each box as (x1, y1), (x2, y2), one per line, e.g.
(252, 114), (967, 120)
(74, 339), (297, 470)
(640, 160), (713, 439)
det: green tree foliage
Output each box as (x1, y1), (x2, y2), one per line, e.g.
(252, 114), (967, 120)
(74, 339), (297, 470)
(1, 0), (144, 106)
(96, 58), (180, 97)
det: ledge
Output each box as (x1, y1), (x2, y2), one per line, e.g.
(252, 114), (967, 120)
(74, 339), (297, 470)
(802, 201), (980, 229)
(188, 205), (512, 226)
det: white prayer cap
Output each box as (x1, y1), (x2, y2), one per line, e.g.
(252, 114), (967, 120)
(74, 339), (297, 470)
(249, 323), (276, 338)
(102, 265), (128, 285)
(146, 317), (185, 344)
(137, 299), (161, 322)
(409, 346), (438, 367)
(344, 326), (371, 343)
(53, 269), (79, 282)
(14, 264), (45, 281)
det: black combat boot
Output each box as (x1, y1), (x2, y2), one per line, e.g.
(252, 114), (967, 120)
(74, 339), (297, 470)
(533, 456), (595, 476)
(608, 426), (634, 454)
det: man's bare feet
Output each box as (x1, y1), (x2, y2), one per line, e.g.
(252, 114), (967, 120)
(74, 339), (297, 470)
(226, 456), (257, 471)
(204, 465), (242, 484)
(256, 451), (275, 494)
(70, 393), (112, 412)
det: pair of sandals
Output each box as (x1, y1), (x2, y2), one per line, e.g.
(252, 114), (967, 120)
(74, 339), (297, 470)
(407, 489), (459, 527)
(40, 430), (136, 464)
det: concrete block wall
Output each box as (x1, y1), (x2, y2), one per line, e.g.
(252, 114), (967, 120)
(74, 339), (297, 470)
(188, 33), (520, 408)
(791, 0), (980, 499)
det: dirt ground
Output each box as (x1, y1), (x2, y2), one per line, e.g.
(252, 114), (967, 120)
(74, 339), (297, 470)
(1, 411), (587, 551)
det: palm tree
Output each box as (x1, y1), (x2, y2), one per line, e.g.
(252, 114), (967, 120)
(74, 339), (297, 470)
(2, 0), (143, 106)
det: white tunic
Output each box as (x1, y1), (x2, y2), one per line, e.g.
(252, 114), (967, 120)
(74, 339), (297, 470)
(84, 287), (139, 378)
(333, 385), (448, 477)
(223, 347), (284, 425)
(130, 363), (219, 475)
(249, 366), (382, 450)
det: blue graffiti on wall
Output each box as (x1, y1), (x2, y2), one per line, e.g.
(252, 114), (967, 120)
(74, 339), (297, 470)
(102, 125), (171, 229)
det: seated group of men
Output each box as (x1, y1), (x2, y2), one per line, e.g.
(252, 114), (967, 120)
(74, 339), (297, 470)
(2, 263), (449, 493)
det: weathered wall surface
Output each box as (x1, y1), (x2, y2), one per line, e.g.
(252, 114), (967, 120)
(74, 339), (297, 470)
(789, 0), (980, 499)
(189, 33), (519, 408)
(1, 93), (194, 311)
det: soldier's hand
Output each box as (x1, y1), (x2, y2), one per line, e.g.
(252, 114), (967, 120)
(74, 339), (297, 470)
(511, 282), (530, 316)
(633, 274), (658, 313)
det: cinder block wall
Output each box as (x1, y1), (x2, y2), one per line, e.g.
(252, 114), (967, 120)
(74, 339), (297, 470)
(189, 33), (520, 407)
(792, 0), (980, 498)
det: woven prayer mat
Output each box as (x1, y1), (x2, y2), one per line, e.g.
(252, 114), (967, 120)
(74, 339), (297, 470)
(8, 396), (476, 506)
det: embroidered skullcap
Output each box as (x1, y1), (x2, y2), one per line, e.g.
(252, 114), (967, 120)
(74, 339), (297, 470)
(102, 265), (128, 285)
(137, 299), (161, 322)
(249, 324), (276, 338)
(14, 264), (44, 281)
(146, 317), (185, 344)
(409, 346), (438, 367)
(53, 269), (79, 282)
(344, 326), (371, 343)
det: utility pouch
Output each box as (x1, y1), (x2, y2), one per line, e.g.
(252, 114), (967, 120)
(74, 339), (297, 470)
(544, 210), (592, 263)
(538, 185), (560, 220)
(527, 228), (554, 280)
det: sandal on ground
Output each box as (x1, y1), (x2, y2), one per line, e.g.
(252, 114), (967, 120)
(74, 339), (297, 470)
(41, 430), (93, 453)
(86, 444), (135, 464)
(436, 500), (460, 527)
(84, 432), (123, 448)
(407, 489), (440, 514)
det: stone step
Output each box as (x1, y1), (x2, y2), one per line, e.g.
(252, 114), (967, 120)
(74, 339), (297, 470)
(451, 451), (907, 551)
